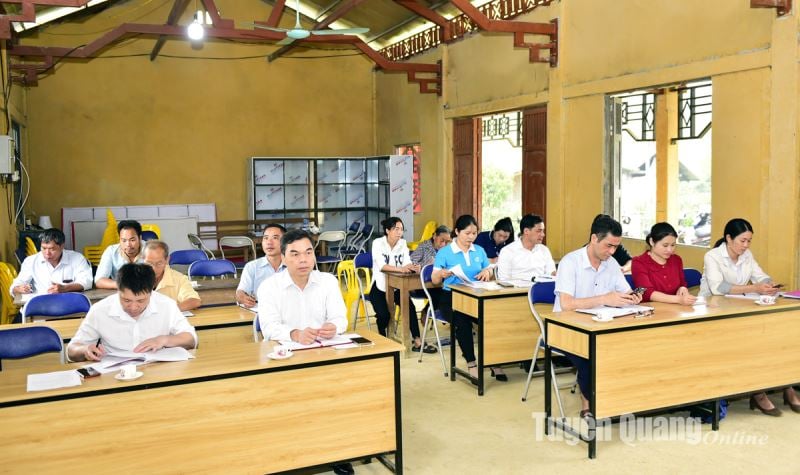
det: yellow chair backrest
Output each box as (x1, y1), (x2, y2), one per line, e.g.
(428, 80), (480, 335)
(25, 237), (37, 257)
(0, 263), (20, 324)
(99, 209), (119, 249)
(337, 260), (367, 328)
(407, 220), (437, 251)
(141, 223), (162, 238)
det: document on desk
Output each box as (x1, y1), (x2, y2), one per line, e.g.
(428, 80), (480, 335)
(20, 293), (35, 303)
(87, 347), (195, 373)
(724, 293), (761, 300)
(280, 334), (353, 350)
(450, 265), (501, 290)
(237, 303), (258, 314)
(27, 370), (82, 392)
(182, 311), (194, 317)
(780, 290), (800, 299)
(576, 305), (654, 319)
(496, 279), (534, 288)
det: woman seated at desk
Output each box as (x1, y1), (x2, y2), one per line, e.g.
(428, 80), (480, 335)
(432, 215), (505, 381)
(369, 217), (435, 353)
(700, 217), (800, 416)
(631, 222), (696, 305)
(474, 217), (514, 263)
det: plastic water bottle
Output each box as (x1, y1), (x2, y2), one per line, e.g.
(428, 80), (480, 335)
(302, 218), (309, 231)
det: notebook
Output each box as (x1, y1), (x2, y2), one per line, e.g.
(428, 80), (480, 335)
(576, 305), (654, 319)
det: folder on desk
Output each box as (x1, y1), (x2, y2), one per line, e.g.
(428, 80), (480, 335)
(780, 290), (800, 299)
(280, 335), (353, 350)
(576, 305), (654, 319)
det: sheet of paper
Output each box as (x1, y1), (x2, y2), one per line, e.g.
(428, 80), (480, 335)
(279, 334), (354, 350)
(27, 370), (82, 392)
(449, 264), (471, 283)
(20, 293), (35, 303)
(576, 305), (654, 319)
(724, 293), (761, 300)
(182, 311), (194, 317)
(237, 303), (258, 314)
(104, 347), (193, 363)
(497, 279), (534, 288)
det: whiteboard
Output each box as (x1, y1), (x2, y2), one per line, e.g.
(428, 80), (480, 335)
(72, 217), (200, 254)
(62, 204), (216, 250)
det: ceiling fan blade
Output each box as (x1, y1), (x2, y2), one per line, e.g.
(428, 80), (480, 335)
(252, 24), (290, 33)
(311, 27), (370, 36)
(276, 36), (296, 46)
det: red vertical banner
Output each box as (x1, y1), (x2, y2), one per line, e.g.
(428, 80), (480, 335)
(396, 144), (422, 213)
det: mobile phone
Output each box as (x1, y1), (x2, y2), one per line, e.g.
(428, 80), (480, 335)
(350, 336), (374, 347)
(76, 367), (101, 378)
(632, 287), (646, 295)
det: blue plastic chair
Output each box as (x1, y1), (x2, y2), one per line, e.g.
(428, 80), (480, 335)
(169, 249), (210, 266)
(23, 293), (91, 324)
(353, 253), (373, 331)
(0, 326), (64, 370)
(188, 259), (237, 279)
(417, 264), (448, 376)
(625, 273), (634, 288)
(253, 314), (262, 342)
(521, 281), (572, 417)
(141, 230), (159, 241)
(684, 268), (702, 288)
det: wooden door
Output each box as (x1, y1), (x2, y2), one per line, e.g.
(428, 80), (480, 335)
(521, 106), (547, 222)
(452, 117), (482, 223)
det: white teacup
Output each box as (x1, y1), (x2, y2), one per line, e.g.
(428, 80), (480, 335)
(694, 296), (706, 306)
(190, 280), (199, 289)
(758, 295), (777, 305)
(273, 345), (293, 358)
(119, 364), (138, 379)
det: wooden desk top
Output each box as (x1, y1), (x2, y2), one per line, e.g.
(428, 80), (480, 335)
(0, 328), (400, 406)
(543, 296), (800, 333)
(0, 304), (255, 341)
(450, 283), (529, 298)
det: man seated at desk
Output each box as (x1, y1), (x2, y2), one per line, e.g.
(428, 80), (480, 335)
(257, 229), (348, 344)
(496, 214), (556, 281)
(554, 215), (641, 419)
(11, 228), (93, 297)
(67, 263), (197, 362)
(236, 223), (286, 308)
(143, 240), (201, 311)
(95, 220), (144, 290)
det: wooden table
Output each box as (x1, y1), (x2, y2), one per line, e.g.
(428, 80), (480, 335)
(13, 278), (240, 308)
(449, 284), (537, 395)
(542, 296), (800, 458)
(384, 271), (439, 356)
(0, 327), (404, 474)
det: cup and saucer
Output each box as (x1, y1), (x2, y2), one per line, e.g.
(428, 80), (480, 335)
(267, 345), (294, 360)
(755, 295), (777, 306)
(115, 364), (143, 381)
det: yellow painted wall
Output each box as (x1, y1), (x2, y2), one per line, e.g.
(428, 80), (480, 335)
(20, 1), (375, 229)
(0, 46), (23, 263)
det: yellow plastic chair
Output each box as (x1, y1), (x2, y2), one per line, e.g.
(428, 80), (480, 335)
(407, 220), (437, 251)
(141, 223), (162, 240)
(25, 237), (37, 257)
(337, 260), (368, 330)
(0, 263), (20, 325)
(84, 209), (119, 265)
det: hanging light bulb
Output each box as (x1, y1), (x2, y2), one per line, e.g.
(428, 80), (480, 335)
(187, 10), (204, 41)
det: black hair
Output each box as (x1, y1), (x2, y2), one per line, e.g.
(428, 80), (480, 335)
(714, 218), (753, 248)
(39, 228), (65, 246)
(454, 214), (478, 234)
(281, 229), (313, 254)
(590, 214), (623, 241)
(492, 217), (515, 244)
(117, 220), (142, 237)
(380, 217), (404, 236)
(117, 263), (155, 295)
(264, 223), (287, 234)
(519, 214), (544, 234)
(645, 222), (678, 249)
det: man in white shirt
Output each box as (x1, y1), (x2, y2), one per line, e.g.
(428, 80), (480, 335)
(11, 228), (93, 296)
(257, 229), (348, 344)
(496, 214), (556, 281)
(236, 223), (286, 308)
(95, 220), (144, 289)
(67, 263), (197, 362)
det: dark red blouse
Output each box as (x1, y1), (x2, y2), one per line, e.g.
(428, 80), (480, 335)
(631, 252), (688, 302)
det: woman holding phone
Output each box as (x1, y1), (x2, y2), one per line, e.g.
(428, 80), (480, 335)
(432, 215), (505, 381)
(700, 218), (799, 415)
(631, 222), (696, 305)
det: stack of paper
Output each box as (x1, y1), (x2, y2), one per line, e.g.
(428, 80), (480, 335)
(87, 347), (194, 374)
(450, 265), (500, 290)
(280, 334), (353, 350)
(781, 290), (800, 299)
(724, 293), (761, 300)
(576, 305), (654, 319)
(27, 370), (82, 392)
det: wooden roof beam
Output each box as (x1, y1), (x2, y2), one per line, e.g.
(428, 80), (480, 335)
(393, 0), (452, 40)
(149, 0), (190, 61)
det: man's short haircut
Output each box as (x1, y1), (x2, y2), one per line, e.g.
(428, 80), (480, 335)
(116, 263), (156, 294)
(264, 223), (287, 234)
(434, 225), (450, 237)
(117, 220), (142, 237)
(39, 228), (65, 246)
(519, 214), (544, 234)
(590, 214), (623, 241)
(281, 229), (313, 254)
(143, 240), (170, 257)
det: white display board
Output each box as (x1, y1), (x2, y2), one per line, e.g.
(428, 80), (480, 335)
(62, 204), (216, 251)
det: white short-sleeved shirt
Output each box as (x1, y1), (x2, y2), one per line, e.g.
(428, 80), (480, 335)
(257, 270), (348, 342)
(370, 236), (411, 292)
(95, 243), (144, 283)
(496, 240), (556, 281)
(699, 243), (770, 297)
(68, 291), (197, 356)
(553, 246), (631, 312)
(237, 257), (285, 296)
(10, 249), (93, 296)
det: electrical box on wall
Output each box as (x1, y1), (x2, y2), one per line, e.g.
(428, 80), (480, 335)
(0, 135), (14, 175)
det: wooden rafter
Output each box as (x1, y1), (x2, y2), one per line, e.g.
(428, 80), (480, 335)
(750, 0), (792, 16)
(394, 0), (452, 41)
(150, 0), (190, 61)
(264, 0), (286, 27)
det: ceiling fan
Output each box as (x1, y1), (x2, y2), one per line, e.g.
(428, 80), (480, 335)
(252, 0), (369, 45)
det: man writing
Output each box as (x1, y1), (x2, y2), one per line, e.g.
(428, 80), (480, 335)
(68, 263), (197, 361)
(95, 220), (144, 289)
(496, 214), (556, 281)
(554, 215), (641, 418)
(11, 228), (93, 296)
(236, 224), (286, 308)
(143, 240), (201, 311)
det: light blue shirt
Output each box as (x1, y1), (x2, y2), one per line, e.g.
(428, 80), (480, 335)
(94, 243), (143, 283)
(238, 257), (285, 296)
(433, 241), (490, 291)
(553, 246), (630, 312)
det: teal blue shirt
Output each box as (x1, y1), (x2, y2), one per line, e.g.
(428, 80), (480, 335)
(433, 241), (490, 291)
